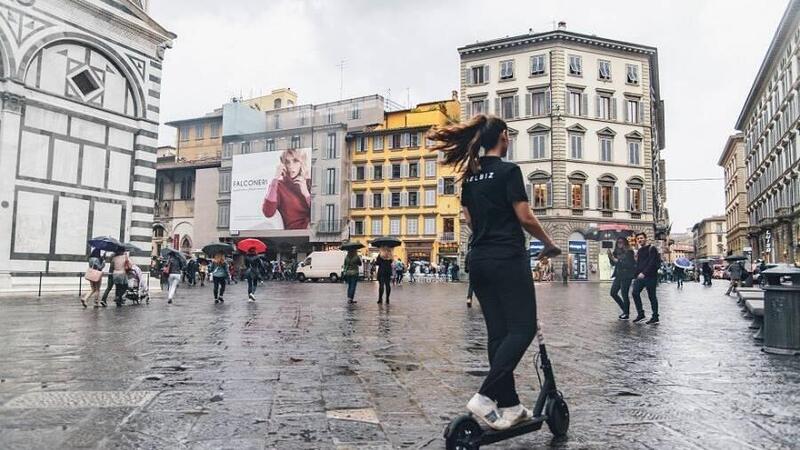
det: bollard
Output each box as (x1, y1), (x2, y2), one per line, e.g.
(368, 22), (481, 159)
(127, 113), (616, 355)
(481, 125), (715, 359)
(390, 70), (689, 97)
(78, 273), (82, 297)
(761, 265), (800, 355)
(38, 271), (42, 297)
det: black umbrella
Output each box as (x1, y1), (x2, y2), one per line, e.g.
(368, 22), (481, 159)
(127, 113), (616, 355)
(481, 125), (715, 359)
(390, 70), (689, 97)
(340, 241), (365, 251)
(370, 236), (402, 248)
(122, 242), (143, 253)
(88, 236), (123, 252)
(724, 255), (748, 262)
(202, 242), (235, 256)
(161, 247), (187, 264)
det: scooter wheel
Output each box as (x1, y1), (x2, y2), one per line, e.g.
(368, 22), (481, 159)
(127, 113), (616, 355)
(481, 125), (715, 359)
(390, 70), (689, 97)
(444, 415), (482, 450)
(545, 392), (570, 437)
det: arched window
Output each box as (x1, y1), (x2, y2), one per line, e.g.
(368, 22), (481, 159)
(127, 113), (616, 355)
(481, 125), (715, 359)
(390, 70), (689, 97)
(527, 171), (552, 209)
(274, 98), (282, 109)
(180, 236), (192, 252)
(24, 42), (137, 116)
(626, 177), (646, 213)
(597, 174), (618, 212)
(568, 171), (588, 210)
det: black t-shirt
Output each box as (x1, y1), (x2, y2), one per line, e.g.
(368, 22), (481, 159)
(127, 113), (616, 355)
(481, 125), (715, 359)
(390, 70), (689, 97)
(461, 156), (528, 260)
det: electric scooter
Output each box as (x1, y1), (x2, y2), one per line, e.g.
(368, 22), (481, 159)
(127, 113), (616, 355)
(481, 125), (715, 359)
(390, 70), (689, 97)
(443, 322), (569, 449)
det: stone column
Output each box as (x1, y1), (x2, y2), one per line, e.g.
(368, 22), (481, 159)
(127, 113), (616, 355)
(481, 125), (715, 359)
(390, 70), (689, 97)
(0, 92), (25, 290)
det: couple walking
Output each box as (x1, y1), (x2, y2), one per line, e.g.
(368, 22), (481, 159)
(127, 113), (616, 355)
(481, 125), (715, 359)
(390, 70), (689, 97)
(608, 232), (660, 324)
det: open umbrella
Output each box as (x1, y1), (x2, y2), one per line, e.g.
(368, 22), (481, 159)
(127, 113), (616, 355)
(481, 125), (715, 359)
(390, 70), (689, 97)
(724, 255), (748, 262)
(340, 241), (364, 251)
(161, 247), (187, 264)
(121, 242), (143, 253)
(88, 236), (123, 252)
(370, 236), (402, 248)
(674, 257), (692, 270)
(236, 238), (267, 254)
(202, 242), (235, 256)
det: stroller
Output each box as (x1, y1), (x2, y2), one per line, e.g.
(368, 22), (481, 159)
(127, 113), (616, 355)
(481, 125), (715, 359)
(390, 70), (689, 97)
(124, 264), (150, 305)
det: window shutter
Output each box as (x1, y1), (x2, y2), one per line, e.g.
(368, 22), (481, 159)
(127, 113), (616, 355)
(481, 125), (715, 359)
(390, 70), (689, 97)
(546, 89), (552, 114)
(465, 102), (472, 118)
(566, 182), (572, 207)
(483, 99), (490, 115)
(623, 101), (629, 122)
(384, 192), (389, 209)
(466, 67), (473, 85)
(367, 191), (373, 208)
(525, 93), (532, 116)
(351, 166), (357, 181)
(565, 92), (571, 115)
(514, 95), (520, 118)
(583, 184), (589, 209)
(437, 178), (444, 195)
(526, 183), (532, 203)
(351, 193), (356, 208)
(613, 186), (619, 210)
(595, 95), (601, 118)
(349, 220), (355, 235)
(625, 187), (631, 211)
(401, 161), (408, 177)
(642, 187), (647, 211)
(495, 98), (501, 115)
(596, 185), (601, 209)
(401, 191), (408, 207)
(384, 162), (390, 177)
(611, 98), (618, 121)
(483, 65), (489, 82)
(581, 93), (589, 117)
(638, 102), (645, 124)
(546, 181), (553, 207)
(367, 164), (373, 180)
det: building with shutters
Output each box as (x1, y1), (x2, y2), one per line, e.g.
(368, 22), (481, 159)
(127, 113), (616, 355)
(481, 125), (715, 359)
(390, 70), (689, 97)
(458, 23), (667, 281)
(0, 0), (174, 292)
(736, 0), (800, 264)
(347, 96), (461, 264)
(718, 133), (749, 257)
(692, 216), (727, 261)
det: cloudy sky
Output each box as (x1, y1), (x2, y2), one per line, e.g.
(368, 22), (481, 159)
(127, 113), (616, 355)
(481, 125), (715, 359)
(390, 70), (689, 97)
(150, 0), (788, 232)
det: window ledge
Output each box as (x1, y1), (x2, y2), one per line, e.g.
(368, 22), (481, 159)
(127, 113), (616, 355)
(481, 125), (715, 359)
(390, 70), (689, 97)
(529, 73), (547, 78)
(499, 77), (516, 83)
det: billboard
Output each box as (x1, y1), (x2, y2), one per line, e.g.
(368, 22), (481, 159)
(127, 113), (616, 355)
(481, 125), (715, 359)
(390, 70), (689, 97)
(230, 148), (312, 231)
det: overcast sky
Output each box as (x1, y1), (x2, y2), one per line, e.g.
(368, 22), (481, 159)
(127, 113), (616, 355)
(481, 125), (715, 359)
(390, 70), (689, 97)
(150, 0), (789, 232)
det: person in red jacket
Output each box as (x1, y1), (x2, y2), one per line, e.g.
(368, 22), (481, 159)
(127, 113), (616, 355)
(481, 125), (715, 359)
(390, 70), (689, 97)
(262, 149), (311, 230)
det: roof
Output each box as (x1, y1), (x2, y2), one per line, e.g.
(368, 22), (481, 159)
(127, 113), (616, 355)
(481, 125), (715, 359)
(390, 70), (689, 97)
(717, 133), (745, 166)
(156, 158), (221, 171)
(165, 111), (223, 127)
(735, 0), (800, 130)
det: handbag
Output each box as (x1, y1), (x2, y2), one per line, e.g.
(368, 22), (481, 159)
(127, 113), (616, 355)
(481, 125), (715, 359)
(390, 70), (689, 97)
(84, 268), (102, 283)
(161, 262), (171, 277)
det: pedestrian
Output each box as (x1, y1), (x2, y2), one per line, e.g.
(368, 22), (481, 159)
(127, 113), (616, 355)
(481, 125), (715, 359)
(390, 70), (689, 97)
(342, 249), (362, 304)
(185, 257), (197, 286)
(451, 261), (460, 282)
(725, 260), (744, 295)
(394, 259), (404, 285)
(82, 248), (105, 308)
(409, 261), (417, 283)
(429, 113), (561, 430)
(99, 252), (115, 307)
(244, 248), (261, 302)
(701, 262), (713, 286)
(608, 237), (636, 320)
(209, 253), (228, 304)
(631, 232), (661, 324)
(674, 265), (685, 288)
(198, 258), (208, 287)
(375, 247), (393, 304)
(111, 250), (129, 307)
(561, 261), (569, 285)
(165, 252), (185, 304)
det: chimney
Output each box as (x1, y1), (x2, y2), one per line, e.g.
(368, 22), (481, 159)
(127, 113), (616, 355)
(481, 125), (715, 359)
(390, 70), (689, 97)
(451, 90), (459, 101)
(557, 21), (567, 30)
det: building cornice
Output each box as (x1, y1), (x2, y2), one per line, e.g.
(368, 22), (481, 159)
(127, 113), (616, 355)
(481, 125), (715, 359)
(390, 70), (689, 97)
(717, 133), (745, 167)
(458, 30), (656, 57)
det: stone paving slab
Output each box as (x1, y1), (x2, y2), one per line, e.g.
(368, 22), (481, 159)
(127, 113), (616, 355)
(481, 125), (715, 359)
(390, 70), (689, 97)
(0, 280), (799, 449)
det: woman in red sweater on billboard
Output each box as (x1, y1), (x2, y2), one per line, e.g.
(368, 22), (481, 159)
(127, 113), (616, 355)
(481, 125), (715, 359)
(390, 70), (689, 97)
(262, 148), (311, 230)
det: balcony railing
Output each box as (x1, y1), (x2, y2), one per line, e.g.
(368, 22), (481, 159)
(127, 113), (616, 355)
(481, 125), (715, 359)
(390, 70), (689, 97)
(439, 232), (456, 242)
(315, 219), (346, 234)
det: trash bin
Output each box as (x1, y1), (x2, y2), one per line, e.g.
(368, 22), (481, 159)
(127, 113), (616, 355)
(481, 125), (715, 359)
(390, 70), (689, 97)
(761, 265), (800, 355)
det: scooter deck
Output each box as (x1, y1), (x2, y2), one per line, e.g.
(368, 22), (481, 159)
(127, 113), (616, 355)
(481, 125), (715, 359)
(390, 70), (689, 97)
(475, 415), (547, 445)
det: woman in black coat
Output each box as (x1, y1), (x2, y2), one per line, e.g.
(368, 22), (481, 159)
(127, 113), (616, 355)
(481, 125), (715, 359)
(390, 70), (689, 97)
(608, 237), (636, 320)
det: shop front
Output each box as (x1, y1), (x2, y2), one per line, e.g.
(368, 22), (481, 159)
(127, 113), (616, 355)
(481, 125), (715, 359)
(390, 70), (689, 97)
(567, 232), (588, 281)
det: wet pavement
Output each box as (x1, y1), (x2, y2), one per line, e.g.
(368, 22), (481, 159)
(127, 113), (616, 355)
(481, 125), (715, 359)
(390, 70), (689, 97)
(0, 279), (799, 449)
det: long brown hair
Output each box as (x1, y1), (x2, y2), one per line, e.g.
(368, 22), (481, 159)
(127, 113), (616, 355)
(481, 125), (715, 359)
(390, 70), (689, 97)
(426, 114), (507, 180)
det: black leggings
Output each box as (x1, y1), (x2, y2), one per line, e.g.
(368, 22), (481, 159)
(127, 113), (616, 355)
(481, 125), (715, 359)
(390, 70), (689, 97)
(609, 276), (632, 315)
(213, 277), (226, 299)
(470, 256), (536, 408)
(378, 274), (391, 301)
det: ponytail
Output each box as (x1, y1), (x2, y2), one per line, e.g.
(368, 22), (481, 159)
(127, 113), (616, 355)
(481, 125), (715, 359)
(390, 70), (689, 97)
(426, 114), (507, 181)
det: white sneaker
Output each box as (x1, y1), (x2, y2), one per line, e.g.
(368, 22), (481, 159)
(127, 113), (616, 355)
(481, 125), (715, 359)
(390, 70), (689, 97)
(248, 293), (255, 301)
(466, 393), (512, 430)
(499, 404), (532, 426)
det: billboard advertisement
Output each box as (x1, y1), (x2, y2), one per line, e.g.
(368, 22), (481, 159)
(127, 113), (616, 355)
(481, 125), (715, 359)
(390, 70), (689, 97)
(230, 148), (312, 231)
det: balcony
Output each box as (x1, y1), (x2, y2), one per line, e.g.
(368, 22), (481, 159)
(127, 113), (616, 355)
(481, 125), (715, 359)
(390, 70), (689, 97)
(315, 219), (347, 234)
(438, 232), (456, 242)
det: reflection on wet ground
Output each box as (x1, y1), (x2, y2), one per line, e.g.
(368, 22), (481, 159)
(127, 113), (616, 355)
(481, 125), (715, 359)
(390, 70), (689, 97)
(0, 280), (798, 449)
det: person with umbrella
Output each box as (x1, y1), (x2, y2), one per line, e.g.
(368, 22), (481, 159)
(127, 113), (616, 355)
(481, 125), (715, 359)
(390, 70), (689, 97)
(341, 242), (363, 304)
(82, 247), (105, 308)
(162, 248), (186, 304)
(725, 256), (746, 296)
(428, 114), (561, 429)
(372, 237), (400, 304)
(673, 257), (691, 289)
(701, 260), (713, 286)
(198, 257), (208, 287)
(88, 236), (122, 307)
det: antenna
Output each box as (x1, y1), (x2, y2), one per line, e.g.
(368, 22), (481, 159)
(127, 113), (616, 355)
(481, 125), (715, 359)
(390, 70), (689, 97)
(337, 59), (347, 99)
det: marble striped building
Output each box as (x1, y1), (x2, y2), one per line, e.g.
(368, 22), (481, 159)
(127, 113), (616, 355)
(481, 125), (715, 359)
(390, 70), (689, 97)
(0, 0), (174, 292)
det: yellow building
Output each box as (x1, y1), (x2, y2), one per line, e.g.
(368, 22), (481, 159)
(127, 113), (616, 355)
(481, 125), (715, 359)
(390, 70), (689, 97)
(347, 96), (461, 264)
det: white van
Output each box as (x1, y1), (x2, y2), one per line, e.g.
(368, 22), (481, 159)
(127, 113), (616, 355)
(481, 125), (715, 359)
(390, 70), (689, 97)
(296, 250), (346, 282)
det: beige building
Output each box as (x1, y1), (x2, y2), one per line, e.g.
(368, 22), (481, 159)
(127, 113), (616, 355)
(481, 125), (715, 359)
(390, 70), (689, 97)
(692, 216), (727, 260)
(664, 231), (694, 263)
(458, 23), (667, 281)
(737, 0), (800, 263)
(718, 133), (749, 256)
